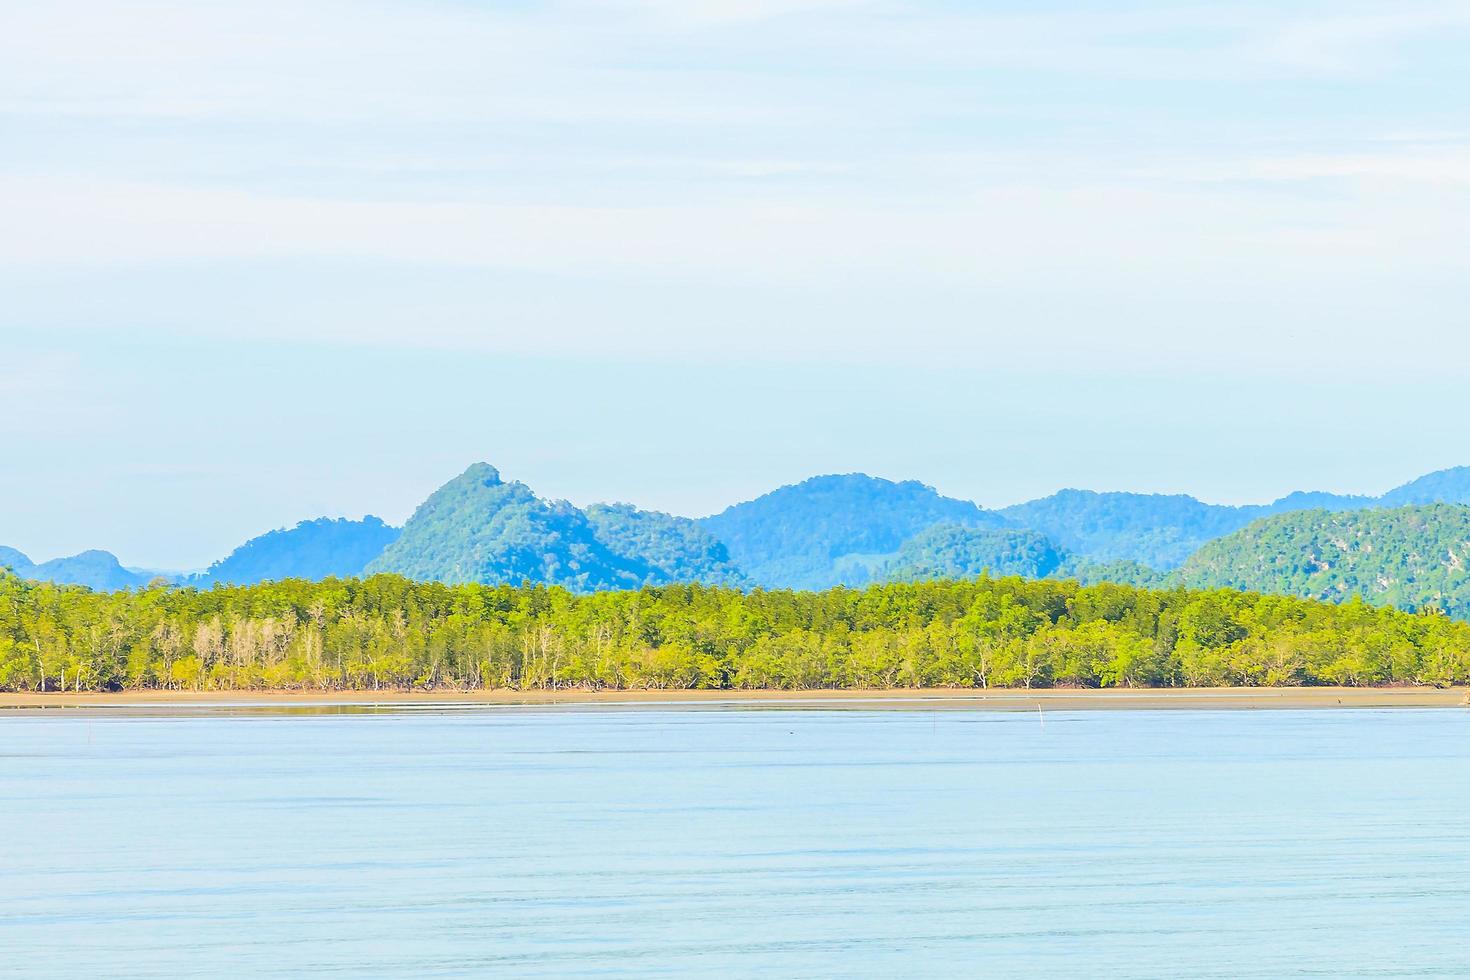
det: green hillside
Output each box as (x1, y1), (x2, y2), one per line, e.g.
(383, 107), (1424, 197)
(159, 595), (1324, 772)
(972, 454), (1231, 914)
(989, 466), (1470, 570)
(883, 525), (1065, 582)
(1176, 504), (1470, 617)
(583, 504), (747, 587)
(366, 464), (749, 590)
(365, 463), (650, 590)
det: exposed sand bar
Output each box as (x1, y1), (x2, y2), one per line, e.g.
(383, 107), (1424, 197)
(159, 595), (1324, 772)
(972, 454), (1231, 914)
(1, 687), (1465, 712)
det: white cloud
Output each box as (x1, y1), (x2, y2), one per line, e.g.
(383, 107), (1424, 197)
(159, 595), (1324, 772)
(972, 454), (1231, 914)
(6, 150), (1469, 282)
(3, 0), (1469, 365)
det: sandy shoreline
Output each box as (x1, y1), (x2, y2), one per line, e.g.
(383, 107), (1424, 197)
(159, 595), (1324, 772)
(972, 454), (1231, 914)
(0, 686), (1464, 711)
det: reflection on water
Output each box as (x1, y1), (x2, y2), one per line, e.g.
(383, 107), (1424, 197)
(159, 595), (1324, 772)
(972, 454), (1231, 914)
(6, 708), (1470, 977)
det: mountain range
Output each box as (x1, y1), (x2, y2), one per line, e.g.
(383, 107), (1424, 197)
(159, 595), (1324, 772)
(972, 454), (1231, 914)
(6, 463), (1470, 617)
(0, 546), (160, 591)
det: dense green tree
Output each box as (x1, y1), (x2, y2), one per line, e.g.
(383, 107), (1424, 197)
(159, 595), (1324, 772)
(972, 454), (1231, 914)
(2, 570), (1467, 693)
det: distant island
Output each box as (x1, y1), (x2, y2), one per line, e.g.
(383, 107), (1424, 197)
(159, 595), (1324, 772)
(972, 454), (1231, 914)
(6, 462), (1470, 622)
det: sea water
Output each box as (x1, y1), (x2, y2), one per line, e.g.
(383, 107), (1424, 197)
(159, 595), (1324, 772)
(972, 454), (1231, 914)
(4, 705), (1469, 978)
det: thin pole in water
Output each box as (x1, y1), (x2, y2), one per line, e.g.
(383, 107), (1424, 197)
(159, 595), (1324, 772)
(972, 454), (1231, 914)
(1037, 703), (1045, 731)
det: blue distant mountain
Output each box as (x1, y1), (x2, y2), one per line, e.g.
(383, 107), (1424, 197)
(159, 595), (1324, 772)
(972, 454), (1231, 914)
(700, 473), (1009, 590)
(998, 490), (1247, 570)
(1, 520), (403, 592)
(8, 463), (1470, 597)
(1261, 490), (1374, 513)
(190, 516), (402, 586)
(0, 547), (156, 591)
(997, 467), (1470, 570)
(1378, 466), (1470, 506)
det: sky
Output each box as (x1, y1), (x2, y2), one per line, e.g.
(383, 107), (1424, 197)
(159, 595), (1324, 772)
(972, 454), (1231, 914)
(4, 0), (1470, 569)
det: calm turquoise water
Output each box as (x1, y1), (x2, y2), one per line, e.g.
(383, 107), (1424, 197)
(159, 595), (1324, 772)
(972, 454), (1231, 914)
(5, 705), (1470, 978)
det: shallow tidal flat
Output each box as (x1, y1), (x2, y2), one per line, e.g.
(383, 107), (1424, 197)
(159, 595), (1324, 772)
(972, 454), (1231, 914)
(7, 699), (1470, 977)
(1, 685), (1465, 713)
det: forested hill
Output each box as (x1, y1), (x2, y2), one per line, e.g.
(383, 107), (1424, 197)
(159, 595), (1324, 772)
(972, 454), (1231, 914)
(877, 525), (1167, 591)
(700, 474), (1008, 590)
(996, 490), (1252, 569)
(1176, 505), (1470, 618)
(365, 463), (651, 589)
(583, 504), (746, 587)
(997, 466), (1470, 570)
(364, 463), (743, 590)
(881, 525), (1066, 582)
(190, 517), (401, 587)
(3, 574), (1467, 692)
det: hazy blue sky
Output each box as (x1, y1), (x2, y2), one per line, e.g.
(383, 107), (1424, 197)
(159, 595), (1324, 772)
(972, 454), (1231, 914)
(4, 1), (1470, 568)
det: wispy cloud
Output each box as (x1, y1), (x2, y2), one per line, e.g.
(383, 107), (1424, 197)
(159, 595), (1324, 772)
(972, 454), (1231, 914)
(8, 0), (1470, 568)
(9, 169), (1459, 282)
(4, 0), (1469, 352)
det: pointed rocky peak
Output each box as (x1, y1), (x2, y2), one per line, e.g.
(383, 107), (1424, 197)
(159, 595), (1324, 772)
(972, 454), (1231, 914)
(455, 462), (503, 488)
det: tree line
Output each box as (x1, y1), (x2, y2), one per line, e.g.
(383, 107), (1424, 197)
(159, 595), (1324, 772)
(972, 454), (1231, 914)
(1, 571), (1467, 692)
